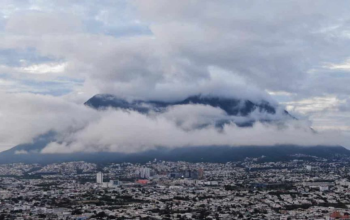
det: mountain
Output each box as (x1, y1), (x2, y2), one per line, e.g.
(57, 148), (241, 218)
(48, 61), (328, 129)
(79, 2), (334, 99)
(0, 94), (338, 164)
(85, 94), (291, 127)
(85, 94), (277, 116)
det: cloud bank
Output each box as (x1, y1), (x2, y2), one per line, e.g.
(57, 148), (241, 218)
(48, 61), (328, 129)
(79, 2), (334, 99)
(0, 1), (350, 153)
(41, 110), (348, 154)
(0, 92), (348, 154)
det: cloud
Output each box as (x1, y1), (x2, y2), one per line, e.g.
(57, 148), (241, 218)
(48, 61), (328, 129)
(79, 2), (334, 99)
(0, 0), (350, 154)
(0, 91), (348, 154)
(16, 62), (67, 74)
(41, 107), (349, 154)
(131, 0), (350, 115)
(0, 92), (97, 151)
(5, 11), (82, 35)
(2, 1), (350, 102)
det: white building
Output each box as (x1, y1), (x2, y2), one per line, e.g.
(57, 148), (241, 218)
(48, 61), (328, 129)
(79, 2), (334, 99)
(136, 167), (151, 179)
(320, 186), (329, 192)
(306, 165), (312, 171)
(96, 172), (103, 184)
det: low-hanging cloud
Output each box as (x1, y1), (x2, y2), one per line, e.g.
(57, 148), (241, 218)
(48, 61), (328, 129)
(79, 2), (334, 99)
(0, 92), (348, 154)
(41, 101), (349, 154)
(41, 108), (349, 154)
(0, 92), (97, 151)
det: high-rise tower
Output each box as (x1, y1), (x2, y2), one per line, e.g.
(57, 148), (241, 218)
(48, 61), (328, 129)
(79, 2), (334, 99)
(96, 172), (103, 184)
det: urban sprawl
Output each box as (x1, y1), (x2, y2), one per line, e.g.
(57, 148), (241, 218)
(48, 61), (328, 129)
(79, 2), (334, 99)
(1, 155), (350, 219)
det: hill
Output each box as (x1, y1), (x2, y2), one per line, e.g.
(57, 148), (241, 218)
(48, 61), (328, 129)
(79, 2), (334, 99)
(0, 142), (348, 164)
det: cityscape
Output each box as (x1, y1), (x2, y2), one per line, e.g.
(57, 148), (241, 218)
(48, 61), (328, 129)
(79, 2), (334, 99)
(2, 0), (350, 219)
(0, 155), (350, 219)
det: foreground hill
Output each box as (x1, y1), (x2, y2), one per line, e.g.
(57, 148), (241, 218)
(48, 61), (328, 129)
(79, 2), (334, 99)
(0, 139), (348, 164)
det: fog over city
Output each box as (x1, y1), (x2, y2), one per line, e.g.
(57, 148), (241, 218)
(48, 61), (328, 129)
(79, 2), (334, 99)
(1, 0), (350, 153)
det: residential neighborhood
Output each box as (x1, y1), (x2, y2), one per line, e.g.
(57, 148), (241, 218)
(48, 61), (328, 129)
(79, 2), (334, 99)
(1, 156), (350, 219)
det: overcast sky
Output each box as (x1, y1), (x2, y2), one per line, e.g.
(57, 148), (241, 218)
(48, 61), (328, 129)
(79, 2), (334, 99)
(1, 0), (350, 153)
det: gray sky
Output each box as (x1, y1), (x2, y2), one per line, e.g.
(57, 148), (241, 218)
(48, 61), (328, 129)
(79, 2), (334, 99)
(0, 0), (350, 153)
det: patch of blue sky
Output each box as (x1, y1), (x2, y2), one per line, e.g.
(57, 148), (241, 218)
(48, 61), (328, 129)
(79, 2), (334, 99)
(271, 94), (294, 103)
(323, 69), (350, 76)
(82, 6), (152, 38)
(0, 73), (10, 78)
(6, 77), (82, 96)
(77, 0), (152, 38)
(55, 76), (84, 84)
(20, 79), (80, 96)
(328, 72), (350, 78)
(0, 47), (60, 67)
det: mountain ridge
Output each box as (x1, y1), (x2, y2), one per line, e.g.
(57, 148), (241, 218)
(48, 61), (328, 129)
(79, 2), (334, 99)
(0, 94), (339, 164)
(84, 94), (292, 127)
(84, 94), (279, 116)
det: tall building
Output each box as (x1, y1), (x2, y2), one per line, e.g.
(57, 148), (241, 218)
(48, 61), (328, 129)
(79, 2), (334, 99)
(306, 165), (312, 171)
(198, 168), (204, 179)
(136, 167), (151, 179)
(96, 172), (103, 184)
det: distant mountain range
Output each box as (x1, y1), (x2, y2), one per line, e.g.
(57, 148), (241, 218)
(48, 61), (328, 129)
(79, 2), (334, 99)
(0, 94), (345, 164)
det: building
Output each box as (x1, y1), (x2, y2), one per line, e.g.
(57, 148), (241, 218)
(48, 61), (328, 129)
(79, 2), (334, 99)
(329, 211), (350, 220)
(320, 186), (329, 192)
(137, 179), (149, 185)
(198, 168), (204, 179)
(136, 167), (151, 179)
(96, 172), (103, 184)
